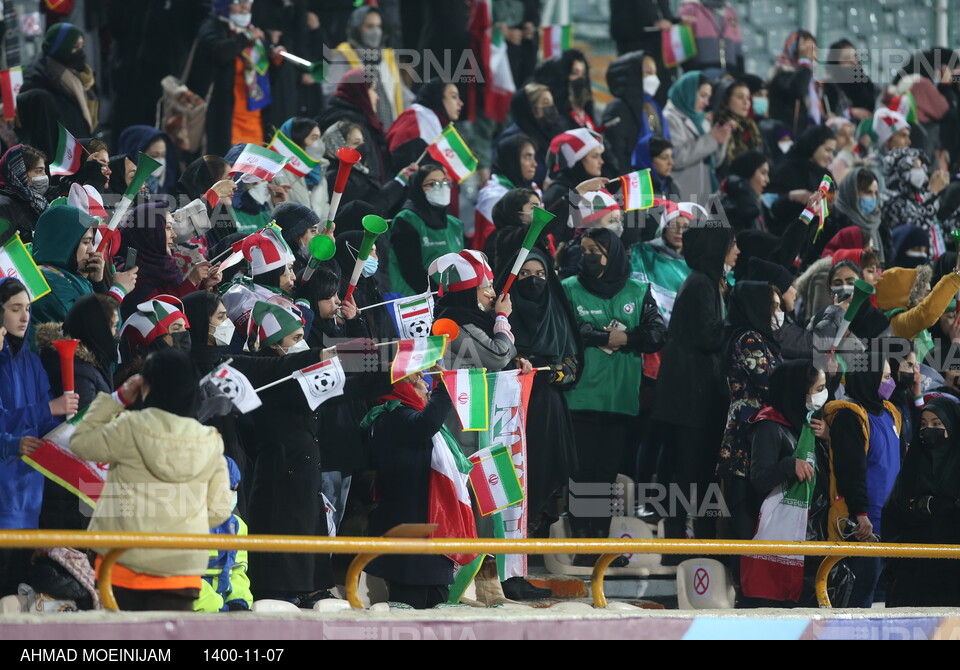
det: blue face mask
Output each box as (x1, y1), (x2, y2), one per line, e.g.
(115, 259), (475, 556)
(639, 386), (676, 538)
(859, 196), (877, 215)
(145, 175), (160, 194)
(752, 96), (769, 117)
(362, 257), (379, 278)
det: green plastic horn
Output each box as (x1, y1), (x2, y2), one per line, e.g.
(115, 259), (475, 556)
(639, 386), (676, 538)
(300, 234), (337, 283)
(344, 215), (390, 301)
(502, 206), (556, 294)
(830, 278), (876, 351)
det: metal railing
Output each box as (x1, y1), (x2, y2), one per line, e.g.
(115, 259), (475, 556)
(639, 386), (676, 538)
(2, 528), (959, 610)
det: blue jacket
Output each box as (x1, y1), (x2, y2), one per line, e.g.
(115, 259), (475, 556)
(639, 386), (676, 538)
(0, 335), (60, 529)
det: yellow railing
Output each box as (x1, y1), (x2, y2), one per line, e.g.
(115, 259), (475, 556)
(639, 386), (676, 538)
(2, 529), (959, 610)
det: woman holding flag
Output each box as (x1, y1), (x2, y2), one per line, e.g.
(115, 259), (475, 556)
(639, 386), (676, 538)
(270, 117), (330, 222)
(0, 277), (79, 596)
(0, 144), (49, 243)
(765, 125), (836, 235)
(542, 128), (608, 244)
(317, 68), (387, 185)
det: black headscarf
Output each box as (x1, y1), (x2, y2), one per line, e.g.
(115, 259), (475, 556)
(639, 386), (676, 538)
(896, 398), (960, 500)
(844, 348), (887, 415)
(789, 125), (837, 163)
(63, 293), (117, 377)
(107, 154), (132, 195)
(492, 134), (537, 190)
(120, 202), (180, 292)
(493, 247), (580, 362)
(67, 156), (109, 194)
(576, 228), (630, 299)
(401, 163), (449, 230)
(768, 358), (819, 433)
(724, 280), (780, 364)
(176, 156), (227, 201)
(141, 348), (200, 419)
(414, 78), (452, 126)
(507, 87), (554, 154)
(434, 284), (496, 333)
(682, 222), (733, 284)
(182, 290), (224, 375)
(334, 230), (382, 299)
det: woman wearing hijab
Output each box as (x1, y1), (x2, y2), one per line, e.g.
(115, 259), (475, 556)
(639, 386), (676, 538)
(361, 370), (468, 609)
(494, 83), (566, 186)
(117, 125), (178, 196)
(0, 278), (78, 596)
(495, 248), (583, 536)
(883, 397), (960, 607)
(542, 128), (606, 245)
(562, 229), (666, 553)
(317, 68), (388, 184)
(387, 164), (464, 296)
(473, 134), (542, 253)
(483, 188), (545, 277)
(531, 50), (599, 132)
(717, 281), (785, 538)
(882, 147), (948, 234)
(333, 231), (395, 340)
(655, 221), (734, 546)
(768, 30), (824, 134)
(766, 125), (837, 235)
(106, 154), (136, 196)
(223, 143), (273, 234)
(824, 351), (904, 607)
(816, 168), (887, 264)
(119, 203), (218, 321)
(632, 135), (680, 205)
(720, 150), (772, 233)
(272, 117), (330, 222)
(664, 71), (731, 201)
(171, 155), (237, 252)
(629, 201), (693, 329)
(603, 50), (670, 179)
(742, 359), (829, 606)
(70, 348), (232, 612)
(0, 145), (49, 242)
(386, 78), (463, 173)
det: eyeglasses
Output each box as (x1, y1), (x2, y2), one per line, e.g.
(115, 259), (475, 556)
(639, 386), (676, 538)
(423, 180), (451, 190)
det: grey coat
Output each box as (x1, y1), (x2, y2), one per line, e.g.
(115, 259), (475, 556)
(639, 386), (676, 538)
(663, 100), (727, 201)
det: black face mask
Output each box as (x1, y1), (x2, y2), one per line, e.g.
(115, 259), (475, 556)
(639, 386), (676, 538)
(569, 77), (591, 106)
(580, 253), (604, 278)
(170, 331), (192, 354)
(539, 105), (564, 135)
(516, 276), (547, 301)
(921, 427), (949, 450)
(67, 49), (87, 71)
(897, 371), (914, 391)
(77, 160), (108, 192)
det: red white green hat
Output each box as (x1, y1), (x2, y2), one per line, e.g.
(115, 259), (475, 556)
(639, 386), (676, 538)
(873, 108), (909, 147)
(655, 199), (707, 234)
(546, 128), (602, 175)
(67, 183), (108, 221)
(251, 300), (305, 347)
(429, 250), (493, 296)
(120, 295), (189, 348)
(578, 189), (620, 225)
(242, 226), (295, 276)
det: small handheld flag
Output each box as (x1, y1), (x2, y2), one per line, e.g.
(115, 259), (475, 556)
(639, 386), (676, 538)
(97, 152), (163, 251)
(619, 169), (655, 211)
(500, 206), (556, 295)
(425, 125), (478, 183)
(293, 358), (346, 410)
(49, 123), (84, 176)
(804, 174), (834, 243)
(267, 129), (319, 178)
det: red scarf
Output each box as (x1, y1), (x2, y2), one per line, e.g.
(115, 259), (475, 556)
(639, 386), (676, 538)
(379, 381), (426, 411)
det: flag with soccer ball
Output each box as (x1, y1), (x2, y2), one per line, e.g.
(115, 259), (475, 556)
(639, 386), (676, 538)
(204, 363), (262, 414)
(393, 291), (435, 339)
(293, 358), (346, 410)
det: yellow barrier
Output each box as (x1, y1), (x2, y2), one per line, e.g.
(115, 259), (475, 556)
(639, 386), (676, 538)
(1, 530), (959, 610)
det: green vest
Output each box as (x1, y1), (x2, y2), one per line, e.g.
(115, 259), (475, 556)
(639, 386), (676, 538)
(562, 276), (649, 415)
(629, 242), (690, 326)
(232, 207), (271, 235)
(387, 209), (464, 296)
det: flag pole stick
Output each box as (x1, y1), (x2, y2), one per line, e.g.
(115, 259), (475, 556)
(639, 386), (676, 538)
(422, 366), (551, 376)
(359, 291), (439, 312)
(414, 126), (449, 165)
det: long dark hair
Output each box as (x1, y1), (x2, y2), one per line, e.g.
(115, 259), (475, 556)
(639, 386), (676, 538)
(0, 278), (28, 352)
(142, 348), (199, 419)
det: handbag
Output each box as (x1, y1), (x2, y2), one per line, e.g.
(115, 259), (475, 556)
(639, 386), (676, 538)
(156, 38), (211, 153)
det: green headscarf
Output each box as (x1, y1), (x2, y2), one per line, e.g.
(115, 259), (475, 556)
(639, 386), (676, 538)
(668, 71), (708, 136)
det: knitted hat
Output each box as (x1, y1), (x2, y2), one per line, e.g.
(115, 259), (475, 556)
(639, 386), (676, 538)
(42, 23), (83, 61)
(546, 128), (602, 174)
(429, 250), (493, 295)
(272, 202), (321, 247)
(656, 199), (707, 234)
(832, 248), (864, 267)
(578, 190), (620, 225)
(251, 300), (305, 347)
(242, 227), (295, 276)
(747, 257), (795, 296)
(873, 108), (910, 147)
(120, 295), (190, 348)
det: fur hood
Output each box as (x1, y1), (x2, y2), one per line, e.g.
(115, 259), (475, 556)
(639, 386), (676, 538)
(34, 322), (98, 365)
(795, 256), (833, 294)
(876, 264), (933, 311)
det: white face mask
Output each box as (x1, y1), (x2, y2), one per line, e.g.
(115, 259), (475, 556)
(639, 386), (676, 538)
(425, 184), (452, 208)
(231, 13), (252, 28)
(211, 319), (236, 347)
(231, 491), (239, 511)
(306, 140), (324, 160)
(361, 28), (383, 49)
(642, 74), (661, 97)
(772, 311), (785, 330)
(284, 339), (309, 354)
(723, 263), (733, 275)
(778, 140), (794, 155)
(151, 158), (166, 178)
(247, 181), (270, 205)
(806, 388), (829, 411)
(909, 167), (928, 190)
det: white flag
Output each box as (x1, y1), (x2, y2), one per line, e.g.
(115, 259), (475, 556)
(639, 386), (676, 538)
(206, 364), (262, 414)
(293, 358), (346, 410)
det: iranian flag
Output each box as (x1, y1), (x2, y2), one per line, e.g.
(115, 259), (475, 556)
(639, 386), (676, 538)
(22, 410), (109, 508)
(393, 291), (435, 340)
(471, 0), (516, 123)
(662, 24), (697, 68)
(619, 169), (655, 211)
(740, 417), (817, 603)
(426, 125), (478, 183)
(442, 368), (489, 431)
(390, 335), (448, 383)
(541, 25), (572, 59)
(0, 67), (22, 121)
(468, 444), (524, 516)
(267, 129), (319, 178)
(229, 144), (288, 182)
(49, 123), (84, 176)
(480, 370), (535, 580)
(0, 220), (51, 301)
(429, 425), (478, 567)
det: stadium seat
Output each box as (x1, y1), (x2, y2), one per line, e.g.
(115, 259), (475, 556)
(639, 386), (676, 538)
(676, 559), (736, 610)
(251, 599), (301, 613)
